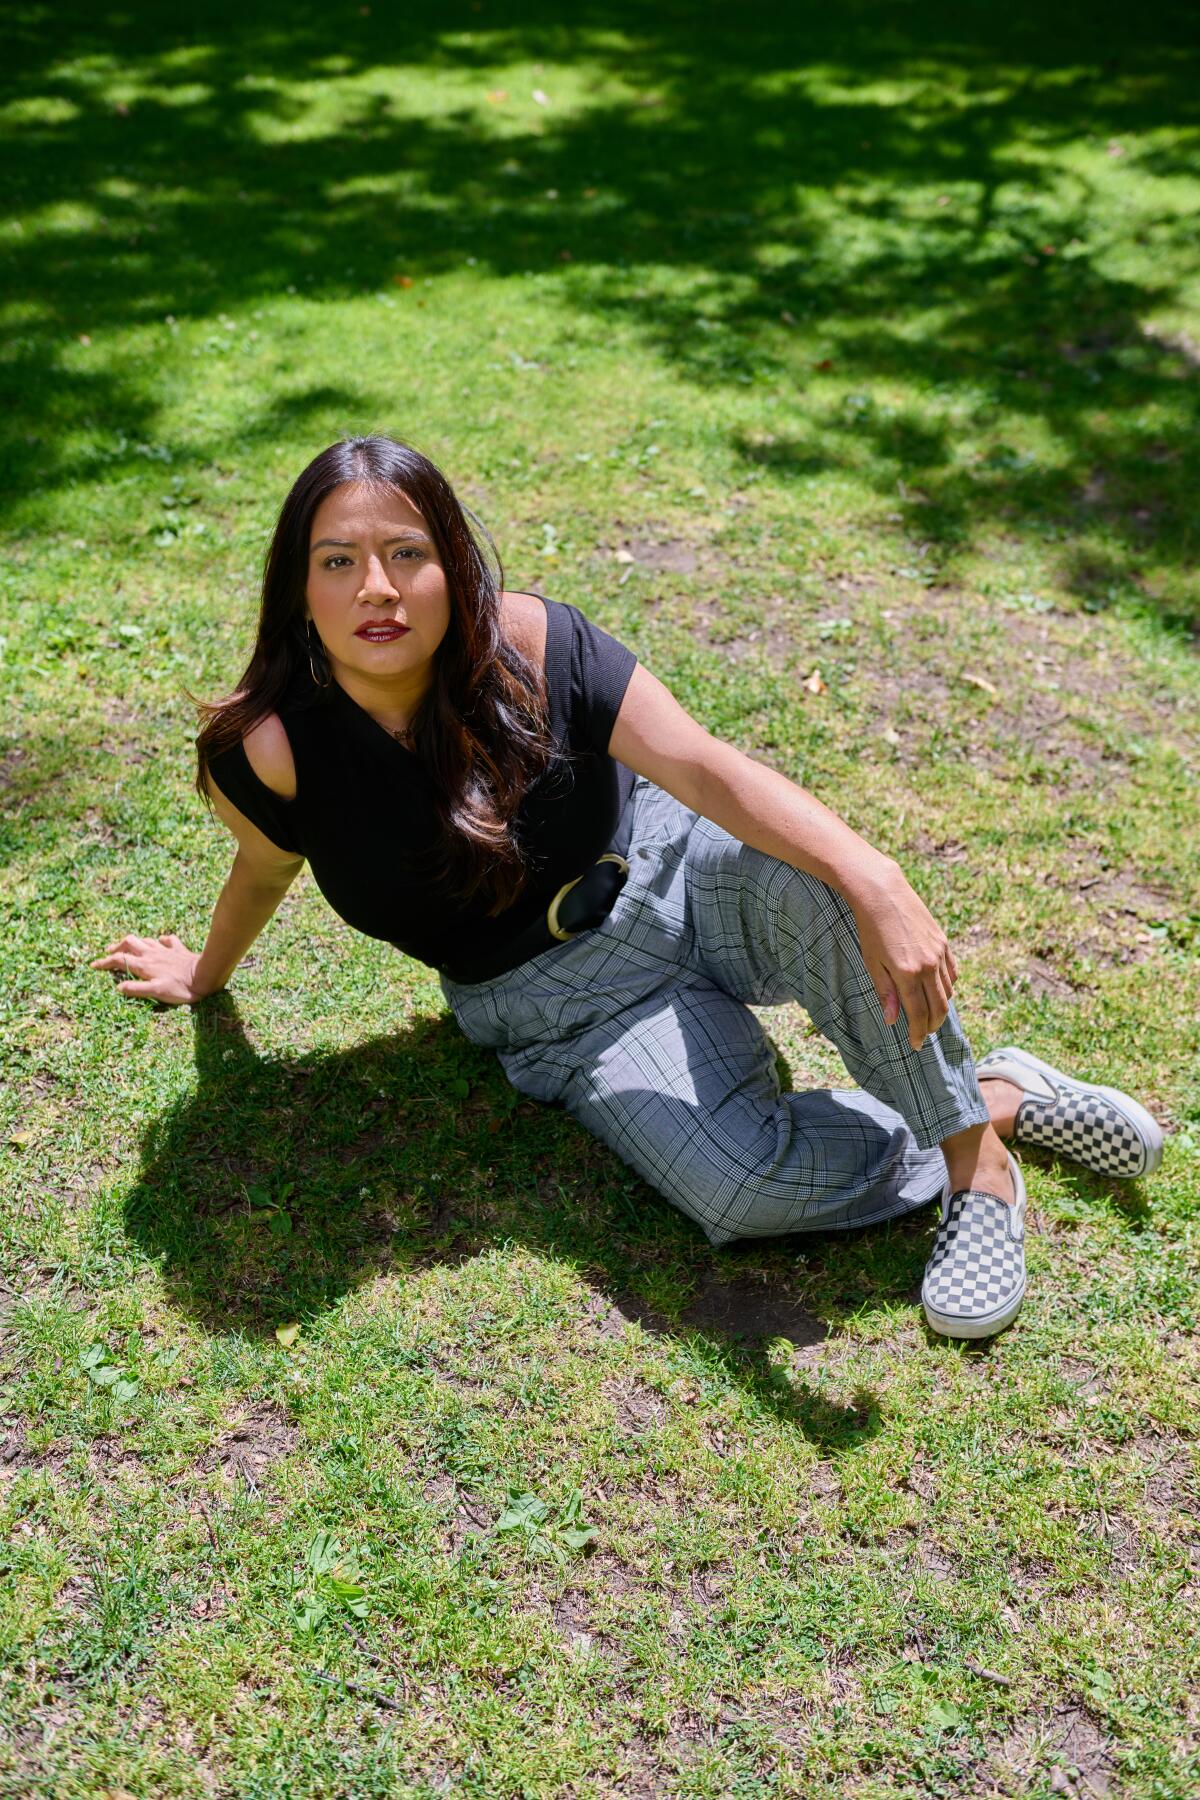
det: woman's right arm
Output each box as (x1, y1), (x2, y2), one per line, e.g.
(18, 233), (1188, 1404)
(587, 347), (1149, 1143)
(90, 719), (304, 1006)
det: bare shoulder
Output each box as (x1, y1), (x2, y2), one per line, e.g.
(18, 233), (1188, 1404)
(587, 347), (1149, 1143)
(242, 712), (297, 800)
(500, 589), (548, 670)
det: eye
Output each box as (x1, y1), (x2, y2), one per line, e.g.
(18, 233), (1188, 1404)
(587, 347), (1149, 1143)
(393, 546), (424, 560)
(322, 554), (353, 569)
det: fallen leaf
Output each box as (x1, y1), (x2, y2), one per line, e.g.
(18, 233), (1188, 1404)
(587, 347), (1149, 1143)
(814, 358), (834, 371)
(7, 1130), (32, 1146)
(882, 726), (901, 746)
(936, 194), (950, 206)
(275, 1323), (302, 1349)
(532, 88), (549, 105)
(779, 309), (796, 325)
(78, 334), (92, 346)
(961, 672), (998, 696)
(613, 549), (636, 564)
(583, 186), (598, 198)
(393, 274), (413, 288)
(486, 89), (508, 103)
(1106, 140), (1125, 157)
(558, 248), (573, 261)
(802, 668), (828, 695)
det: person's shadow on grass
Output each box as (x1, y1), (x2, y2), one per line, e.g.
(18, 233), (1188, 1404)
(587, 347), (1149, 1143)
(124, 994), (1153, 1449)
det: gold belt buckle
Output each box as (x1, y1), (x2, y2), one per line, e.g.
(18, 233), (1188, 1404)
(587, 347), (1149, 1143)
(546, 852), (630, 942)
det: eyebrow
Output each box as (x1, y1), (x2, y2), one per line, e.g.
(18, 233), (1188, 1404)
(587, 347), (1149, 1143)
(310, 530), (431, 551)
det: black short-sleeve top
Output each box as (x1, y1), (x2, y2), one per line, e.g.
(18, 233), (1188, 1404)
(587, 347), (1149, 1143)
(205, 595), (638, 972)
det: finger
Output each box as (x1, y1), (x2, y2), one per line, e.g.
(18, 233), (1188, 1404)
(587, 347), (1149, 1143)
(946, 945), (959, 985)
(103, 934), (148, 956)
(924, 972), (950, 1037)
(91, 954), (131, 971)
(900, 977), (930, 1050)
(116, 980), (157, 997)
(158, 933), (183, 948)
(868, 964), (901, 1026)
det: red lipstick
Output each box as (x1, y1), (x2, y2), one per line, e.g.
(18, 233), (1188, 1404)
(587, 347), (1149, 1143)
(355, 622), (410, 641)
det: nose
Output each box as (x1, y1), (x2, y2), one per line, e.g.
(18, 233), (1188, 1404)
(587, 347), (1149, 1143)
(358, 553), (400, 602)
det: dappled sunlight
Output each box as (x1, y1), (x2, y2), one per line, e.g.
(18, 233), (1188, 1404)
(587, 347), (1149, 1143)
(1, 1), (1196, 623)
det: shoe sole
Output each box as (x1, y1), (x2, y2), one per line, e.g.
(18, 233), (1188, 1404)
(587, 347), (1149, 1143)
(923, 1276), (1026, 1341)
(978, 1045), (1164, 1178)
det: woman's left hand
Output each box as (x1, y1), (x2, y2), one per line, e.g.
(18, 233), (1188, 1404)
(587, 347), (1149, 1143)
(845, 859), (958, 1051)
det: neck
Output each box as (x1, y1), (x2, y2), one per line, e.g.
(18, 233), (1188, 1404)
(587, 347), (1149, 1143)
(328, 654), (434, 735)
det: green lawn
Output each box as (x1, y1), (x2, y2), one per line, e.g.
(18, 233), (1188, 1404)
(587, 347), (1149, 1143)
(2, 3), (1199, 1796)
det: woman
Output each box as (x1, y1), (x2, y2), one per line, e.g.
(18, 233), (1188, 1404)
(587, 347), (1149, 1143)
(92, 436), (1163, 1339)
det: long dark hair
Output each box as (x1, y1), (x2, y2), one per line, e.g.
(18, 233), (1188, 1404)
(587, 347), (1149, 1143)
(194, 436), (554, 914)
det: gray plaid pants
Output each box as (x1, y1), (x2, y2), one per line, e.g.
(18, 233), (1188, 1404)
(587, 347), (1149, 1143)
(441, 777), (990, 1247)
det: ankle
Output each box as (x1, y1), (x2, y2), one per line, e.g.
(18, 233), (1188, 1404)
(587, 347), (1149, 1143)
(941, 1124), (1014, 1204)
(979, 1075), (1024, 1137)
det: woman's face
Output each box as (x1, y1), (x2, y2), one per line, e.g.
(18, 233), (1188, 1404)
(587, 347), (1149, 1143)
(305, 480), (452, 687)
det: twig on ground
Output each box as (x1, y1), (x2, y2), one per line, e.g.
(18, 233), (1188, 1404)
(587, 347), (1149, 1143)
(310, 1669), (405, 1711)
(965, 1655), (1013, 1688)
(339, 1620), (412, 1698)
(457, 1494), (491, 1529)
(196, 1504), (218, 1551)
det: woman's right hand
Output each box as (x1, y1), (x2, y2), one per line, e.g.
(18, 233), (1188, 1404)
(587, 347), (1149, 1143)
(89, 933), (212, 1006)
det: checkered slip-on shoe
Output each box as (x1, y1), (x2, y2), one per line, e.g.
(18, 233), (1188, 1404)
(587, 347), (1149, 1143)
(922, 1154), (1027, 1341)
(976, 1046), (1163, 1179)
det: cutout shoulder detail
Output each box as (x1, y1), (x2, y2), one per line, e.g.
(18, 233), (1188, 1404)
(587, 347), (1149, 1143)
(243, 712), (297, 801)
(501, 589), (549, 671)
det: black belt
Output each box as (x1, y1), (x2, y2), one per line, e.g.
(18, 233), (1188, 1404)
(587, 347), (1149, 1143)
(439, 851), (631, 986)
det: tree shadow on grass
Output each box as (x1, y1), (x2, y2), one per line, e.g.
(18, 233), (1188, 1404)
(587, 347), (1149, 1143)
(122, 995), (908, 1451)
(3, 0), (1198, 624)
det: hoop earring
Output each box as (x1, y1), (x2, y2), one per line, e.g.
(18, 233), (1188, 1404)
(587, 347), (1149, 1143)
(306, 619), (332, 688)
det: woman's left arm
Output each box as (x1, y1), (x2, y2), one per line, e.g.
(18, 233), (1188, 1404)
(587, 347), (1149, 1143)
(607, 663), (957, 1051)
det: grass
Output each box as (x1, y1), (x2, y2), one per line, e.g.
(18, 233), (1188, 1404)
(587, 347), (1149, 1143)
(1, 2), (1199, 1795)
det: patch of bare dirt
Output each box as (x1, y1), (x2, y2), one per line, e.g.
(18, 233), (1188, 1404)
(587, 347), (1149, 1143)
(904, 1455), (939, 1503)
(517, 1576), (627, 1666)
(686, 1565), (733, 1610)
(1058, 1358), (1107, 1399)
(0, 1420), (71, 1478)
(825, 1648), (866, 1708)
(1019, 955), (1080, 1000)
(916, 1538), (958, 1582)
(422, 1472), (491, 1555)
(603, 1374), (669, 1435)
(806, 1459), (842, 1504)
(189, 1585), (231, 1621)
(619, 535), (703, 574)
(991, 1703), (1116, 1797)
(585, 1291), (632, 1340)
(862, 588), (1195, 792)
(198, 1400), (299, 1486)
(678, 1271), (828, 1348)
(1129, 1434), (1197, 1525)
(88, 1434), (149, 1480)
